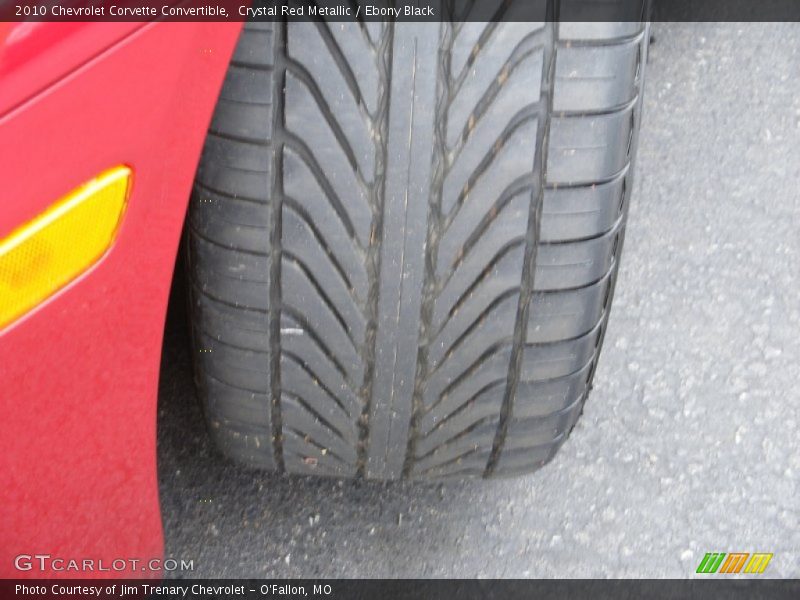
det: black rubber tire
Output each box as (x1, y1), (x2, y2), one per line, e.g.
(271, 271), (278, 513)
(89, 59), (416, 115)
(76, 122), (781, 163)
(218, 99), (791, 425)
(186, 15), (649, 480)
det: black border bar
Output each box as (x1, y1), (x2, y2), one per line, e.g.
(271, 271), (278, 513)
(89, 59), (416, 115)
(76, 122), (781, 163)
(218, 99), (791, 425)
(3, 579), (800, 600)
(3, 0), (800, 22)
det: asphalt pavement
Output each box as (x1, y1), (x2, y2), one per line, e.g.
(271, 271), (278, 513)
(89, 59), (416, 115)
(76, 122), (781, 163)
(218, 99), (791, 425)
(157, 22), (800, 578)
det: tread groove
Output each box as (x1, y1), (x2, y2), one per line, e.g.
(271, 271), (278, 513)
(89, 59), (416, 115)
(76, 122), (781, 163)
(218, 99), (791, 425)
(282, 391), (351, 445)
(282, 135), (360, 244)
(313, 19), (370, 116)
(355, 21), (394, 477)
(485, 12), (556, 477)
(280, 306), (352, 384)
(428, 288), (519, 375)
(404, 19), (454, 477)
(283, 197), (358, 292)
(269, 22), (287, 472)
(282, 252), (360, 351)
(284, 57), (364, 176)
(283, 352), (353, 419)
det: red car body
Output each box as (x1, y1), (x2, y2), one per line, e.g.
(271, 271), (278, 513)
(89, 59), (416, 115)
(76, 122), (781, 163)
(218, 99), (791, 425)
(0, 20), (242, 578)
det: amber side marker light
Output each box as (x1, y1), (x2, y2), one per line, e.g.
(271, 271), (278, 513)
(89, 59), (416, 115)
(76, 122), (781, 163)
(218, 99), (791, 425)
(0, 166), (131, 330)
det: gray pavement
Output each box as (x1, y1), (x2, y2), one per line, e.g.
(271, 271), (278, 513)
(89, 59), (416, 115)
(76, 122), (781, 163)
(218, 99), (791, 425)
(157, 23), (800, 578)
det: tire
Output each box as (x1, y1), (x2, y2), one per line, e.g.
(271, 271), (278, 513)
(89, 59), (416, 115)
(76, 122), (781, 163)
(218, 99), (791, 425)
(186, 14), (649, 480)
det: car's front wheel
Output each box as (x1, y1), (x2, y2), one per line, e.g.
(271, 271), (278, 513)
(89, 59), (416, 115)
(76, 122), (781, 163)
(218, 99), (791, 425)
(186, 14), (649, 480)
